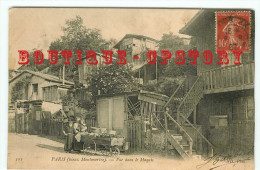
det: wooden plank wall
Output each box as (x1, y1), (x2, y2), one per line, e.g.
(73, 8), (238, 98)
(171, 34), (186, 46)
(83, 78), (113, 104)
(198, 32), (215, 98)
(128, 100), (165, 153)
(127, 120), (142, 152)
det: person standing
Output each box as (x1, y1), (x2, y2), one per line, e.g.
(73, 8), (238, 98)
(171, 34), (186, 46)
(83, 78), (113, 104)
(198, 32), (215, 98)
(63, 121), (74, 153)
(73, 118), (83, 152)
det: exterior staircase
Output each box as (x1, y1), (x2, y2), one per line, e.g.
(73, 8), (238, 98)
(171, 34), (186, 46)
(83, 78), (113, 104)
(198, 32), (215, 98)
(176, 76), (204, 123)
(159, 75), (214, 159)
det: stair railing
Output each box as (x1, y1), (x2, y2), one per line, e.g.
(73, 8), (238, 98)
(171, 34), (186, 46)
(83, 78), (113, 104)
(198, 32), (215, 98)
(179, 114), (215, 157)
(165, 110), (193, 156)
(177, 75), (203, 121)
(163, 76), (187, 108)
(150, 111), (193, 156)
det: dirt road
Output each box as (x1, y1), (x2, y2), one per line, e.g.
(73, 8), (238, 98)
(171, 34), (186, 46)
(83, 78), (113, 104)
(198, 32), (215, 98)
(7, 133), (254, 170)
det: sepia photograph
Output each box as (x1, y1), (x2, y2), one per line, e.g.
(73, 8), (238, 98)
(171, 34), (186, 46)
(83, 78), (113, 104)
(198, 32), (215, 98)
(7, 8), (255, 170)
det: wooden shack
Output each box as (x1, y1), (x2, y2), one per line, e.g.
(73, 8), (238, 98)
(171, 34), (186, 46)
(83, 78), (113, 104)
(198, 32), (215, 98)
(27, 100), (43, 135)
(14, 100), (29, 133)
(96, 90), (169, 151)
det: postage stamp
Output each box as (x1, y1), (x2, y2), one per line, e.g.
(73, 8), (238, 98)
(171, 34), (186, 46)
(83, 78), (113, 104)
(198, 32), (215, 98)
(7, 8), (255, 170)
(216, 11), (251, 53)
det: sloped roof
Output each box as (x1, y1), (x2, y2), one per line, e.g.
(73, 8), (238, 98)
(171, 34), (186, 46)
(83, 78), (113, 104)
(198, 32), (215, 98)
(80, 52), (118, 61)
(42, 84), (72, 89)
(114, 34), (159, 49)
(179, 10), (215, 36)
(9, 70), (74, 85)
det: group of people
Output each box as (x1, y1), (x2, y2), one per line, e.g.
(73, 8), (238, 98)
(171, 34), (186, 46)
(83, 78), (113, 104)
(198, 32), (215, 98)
(63, 118), (88, 153)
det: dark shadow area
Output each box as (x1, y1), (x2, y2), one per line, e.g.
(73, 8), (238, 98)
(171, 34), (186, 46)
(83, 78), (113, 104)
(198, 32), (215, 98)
(37, 144), (64, 153)
(38, 135), (65, 144)
(36, 143), (86, 155)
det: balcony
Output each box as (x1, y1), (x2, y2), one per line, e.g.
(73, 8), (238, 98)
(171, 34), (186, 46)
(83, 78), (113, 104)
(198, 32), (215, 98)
(201, 62), (254, 94)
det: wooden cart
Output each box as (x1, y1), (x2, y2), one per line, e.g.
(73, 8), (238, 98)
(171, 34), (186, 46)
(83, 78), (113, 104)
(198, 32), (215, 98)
(81, 134), (126, 156)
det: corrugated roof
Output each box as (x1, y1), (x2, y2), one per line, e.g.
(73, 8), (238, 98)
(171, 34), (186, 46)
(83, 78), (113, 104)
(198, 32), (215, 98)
(9, 70), (74, 85)
(114, 34), (159, 49)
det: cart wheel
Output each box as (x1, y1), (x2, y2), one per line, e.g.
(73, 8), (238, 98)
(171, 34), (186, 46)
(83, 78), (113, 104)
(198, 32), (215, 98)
(112, 147), (120, 156)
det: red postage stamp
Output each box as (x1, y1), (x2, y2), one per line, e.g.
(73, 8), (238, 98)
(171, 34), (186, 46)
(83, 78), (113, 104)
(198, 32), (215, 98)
(216, 11), (250, 53)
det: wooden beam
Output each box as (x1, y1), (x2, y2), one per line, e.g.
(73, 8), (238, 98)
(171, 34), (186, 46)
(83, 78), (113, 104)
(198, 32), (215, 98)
(165, 110), (168, 155)
(193, 105), (197, 124)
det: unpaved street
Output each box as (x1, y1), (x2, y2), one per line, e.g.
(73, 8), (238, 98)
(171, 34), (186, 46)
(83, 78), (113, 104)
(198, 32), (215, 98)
(7, 133), (254, 170)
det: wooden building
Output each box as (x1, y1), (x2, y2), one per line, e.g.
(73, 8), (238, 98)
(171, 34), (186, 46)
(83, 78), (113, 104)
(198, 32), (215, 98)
(113, 34), (159, 84)
(9, 70), (73, 135)
(153, 9), (255, 159)
(96, 90), (169, 152)
(9, 70), (74, 103)
(42, 84), (71, 103)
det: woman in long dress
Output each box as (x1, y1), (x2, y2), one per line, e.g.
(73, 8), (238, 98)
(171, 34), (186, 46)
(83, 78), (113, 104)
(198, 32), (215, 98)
(73, 119), (84, 152)
(63, 121), (74, 153)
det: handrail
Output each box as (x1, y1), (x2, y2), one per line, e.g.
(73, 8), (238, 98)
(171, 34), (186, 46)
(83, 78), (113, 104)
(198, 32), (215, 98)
(165, 111), (193, 143)
(152, 112), (166, 130)
(201, 61), (254, 91)
(199, 61), (254, 73)
(178, 75), (202, 109)
(180, 114), (215, 150)
(163, 76), (186, 108)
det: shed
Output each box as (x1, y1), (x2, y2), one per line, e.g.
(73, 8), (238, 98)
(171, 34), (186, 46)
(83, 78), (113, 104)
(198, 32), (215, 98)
(96, 90), (169, 151)
(42, 84), (72, 103)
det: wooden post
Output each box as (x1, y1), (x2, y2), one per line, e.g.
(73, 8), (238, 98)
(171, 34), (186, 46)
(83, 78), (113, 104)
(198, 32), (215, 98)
(140, 101), (144, 150)
(15, 102), (17, 134)
(209, 146), (214, 157)
(252, 62), (255, 83)
(189, 140), (193, 156)
(156, 59), (158, 82)
(210, 70), (213, 89)
(130, 122), (132, 153)
(177, 109), (180, 122)
(165, 108), (168, 155)
(149, 110), (152, 154)
(62, 65), (65, 85)
(193, 106), (197, 125)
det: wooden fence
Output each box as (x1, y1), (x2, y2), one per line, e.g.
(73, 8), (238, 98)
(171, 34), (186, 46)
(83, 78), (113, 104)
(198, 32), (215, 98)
(201, 62), (254, 93)
(47, 119), (64, 137)
(127, 120), (143, 152)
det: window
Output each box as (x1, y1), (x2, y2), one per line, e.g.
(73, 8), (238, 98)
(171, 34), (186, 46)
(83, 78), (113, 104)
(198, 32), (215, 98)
(32, 84), (38, 93)
(232, 96), (254, 121)
(36, 111), (41, 120)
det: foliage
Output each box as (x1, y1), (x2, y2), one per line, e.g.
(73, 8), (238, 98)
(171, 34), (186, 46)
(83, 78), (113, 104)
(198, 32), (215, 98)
(51, 16), (118, 115)
(159, 32), (187, 53)
(142, 77), (184, 96)
(158, 32), (197, 77)
(88, 61), (139, 98)
(142, 32), (196, 96)
(11, 75), (32, 102)
(48, 16), (110, 83)
(18, 49), (49, 72)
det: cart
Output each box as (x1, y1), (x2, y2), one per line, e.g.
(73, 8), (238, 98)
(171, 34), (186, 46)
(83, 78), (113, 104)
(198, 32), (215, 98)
(80, 134), (126, 156)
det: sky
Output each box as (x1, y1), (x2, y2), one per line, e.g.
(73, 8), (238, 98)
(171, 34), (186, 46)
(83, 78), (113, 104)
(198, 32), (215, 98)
(9, 8), (199, 70)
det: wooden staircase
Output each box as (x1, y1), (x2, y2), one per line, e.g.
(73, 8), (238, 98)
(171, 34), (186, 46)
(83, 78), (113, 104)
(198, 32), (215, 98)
(177, 76), (204, 123)
(159, 75), (214, 159)
(167, 133), (191, 159)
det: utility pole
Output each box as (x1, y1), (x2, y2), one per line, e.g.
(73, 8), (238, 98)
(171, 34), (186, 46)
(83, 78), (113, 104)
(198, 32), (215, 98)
(62, 65), (65, 85)
(156, 59), (158, 82)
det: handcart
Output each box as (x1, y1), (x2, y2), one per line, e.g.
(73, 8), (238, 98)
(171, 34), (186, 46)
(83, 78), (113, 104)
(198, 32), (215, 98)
(80, 134), (126, 156)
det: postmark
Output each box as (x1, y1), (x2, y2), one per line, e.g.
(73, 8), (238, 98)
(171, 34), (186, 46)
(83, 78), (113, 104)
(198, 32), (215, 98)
(216, 11), (251, 53)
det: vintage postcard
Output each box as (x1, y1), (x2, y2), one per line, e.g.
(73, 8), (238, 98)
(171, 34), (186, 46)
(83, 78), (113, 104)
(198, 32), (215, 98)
(8, 8), (255, 170)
